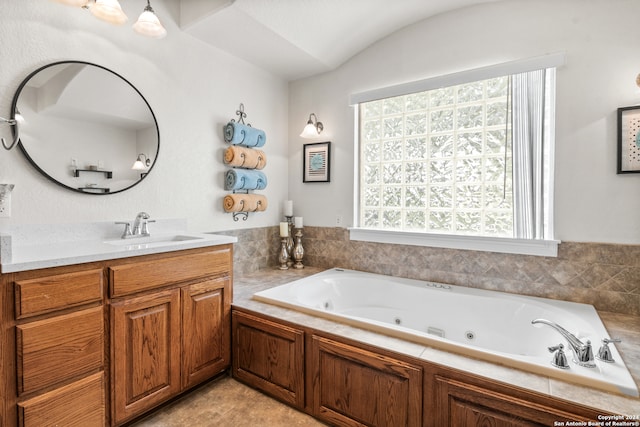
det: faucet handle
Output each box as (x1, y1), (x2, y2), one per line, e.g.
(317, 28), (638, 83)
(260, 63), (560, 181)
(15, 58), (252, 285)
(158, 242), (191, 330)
(548, 343), (570, 369)
(596, 338), (621, 363)
(115, 221), (132, 239)
(141, 219), (155, 236)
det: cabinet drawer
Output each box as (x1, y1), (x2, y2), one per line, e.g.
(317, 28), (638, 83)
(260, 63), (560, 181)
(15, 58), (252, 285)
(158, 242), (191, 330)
(17, 306), (104, 395)
(18, 372), (105, 427)
(15, 269), (103, 319)
(109, 248), (231, 297)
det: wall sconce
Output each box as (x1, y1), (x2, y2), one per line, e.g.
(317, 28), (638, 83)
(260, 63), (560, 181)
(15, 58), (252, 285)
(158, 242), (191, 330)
(0, 116), (20, 151)
(300, 113), (323, 138)
(132, 153), (151, 170)
(51, 0), (167, 39)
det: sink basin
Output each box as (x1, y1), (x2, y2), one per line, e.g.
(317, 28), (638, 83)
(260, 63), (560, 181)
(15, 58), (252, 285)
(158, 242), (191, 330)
(104, 234), (204, 248)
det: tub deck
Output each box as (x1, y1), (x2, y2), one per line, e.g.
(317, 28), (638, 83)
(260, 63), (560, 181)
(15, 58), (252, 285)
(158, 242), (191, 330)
(233, 266), (640, 415)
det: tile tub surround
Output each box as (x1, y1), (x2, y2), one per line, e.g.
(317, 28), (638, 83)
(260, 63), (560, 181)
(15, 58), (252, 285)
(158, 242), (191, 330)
(218, 226), (282, 276)
(233, 267), (640, 416)
(224, 226), (640, 316)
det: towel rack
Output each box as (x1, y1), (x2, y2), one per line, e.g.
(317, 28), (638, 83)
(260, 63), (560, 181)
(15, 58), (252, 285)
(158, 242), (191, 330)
(223, 103), (268, 221)
(1, 116), (20, 151)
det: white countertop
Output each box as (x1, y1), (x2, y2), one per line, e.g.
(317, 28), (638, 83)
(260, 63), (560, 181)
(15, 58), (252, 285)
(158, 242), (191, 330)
(0, 220), (237, 273)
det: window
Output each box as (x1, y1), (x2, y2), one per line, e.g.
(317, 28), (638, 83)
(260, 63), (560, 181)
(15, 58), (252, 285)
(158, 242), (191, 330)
(351, 56), (562, 256)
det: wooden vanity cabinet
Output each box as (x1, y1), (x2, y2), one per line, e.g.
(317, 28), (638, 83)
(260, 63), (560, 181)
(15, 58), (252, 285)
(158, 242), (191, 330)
(109, 247), (232, 426)
(0, 244), (232, 427)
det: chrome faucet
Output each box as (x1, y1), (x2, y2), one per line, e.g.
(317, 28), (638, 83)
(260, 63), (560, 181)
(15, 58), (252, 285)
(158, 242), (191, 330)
(531, 319), (595, 368)
(115, 212), (155, 239)
(132, 212), (151, 236)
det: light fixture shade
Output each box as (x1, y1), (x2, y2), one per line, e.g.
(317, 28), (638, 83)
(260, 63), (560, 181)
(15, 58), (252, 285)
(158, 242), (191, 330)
(132, 154), (150, 170)
(131, 160), (146, 170)
(300, 123), (319, 138)
(91, 0), (128, 25)
(300, 113), (323, 138)
(133, 9), (167, 39)
(51, 0), (90, 7)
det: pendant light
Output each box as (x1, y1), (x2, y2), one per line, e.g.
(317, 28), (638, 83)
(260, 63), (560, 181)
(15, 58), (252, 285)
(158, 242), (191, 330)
(52, 0), (89, 6)
(90, 0), (128, 25)
(133, 0), (167, 39)
(49, 0), (168, 38)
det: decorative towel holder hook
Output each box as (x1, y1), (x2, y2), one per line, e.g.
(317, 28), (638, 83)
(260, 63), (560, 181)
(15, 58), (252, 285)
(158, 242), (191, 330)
(232, 189), (250, 221)
(0, 116), (20, 151)
(235, 103), (249, 125)
(233, 212), (249, 222)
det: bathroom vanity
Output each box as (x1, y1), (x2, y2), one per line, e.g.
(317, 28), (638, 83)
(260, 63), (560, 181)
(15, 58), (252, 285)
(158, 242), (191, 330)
(0, 228), (235, 427)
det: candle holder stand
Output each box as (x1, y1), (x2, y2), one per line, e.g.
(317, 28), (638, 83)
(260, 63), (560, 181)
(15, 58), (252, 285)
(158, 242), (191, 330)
(293, 228), (304, 269)
(285, 215), (294, 267)
(278, 237), (289, 270)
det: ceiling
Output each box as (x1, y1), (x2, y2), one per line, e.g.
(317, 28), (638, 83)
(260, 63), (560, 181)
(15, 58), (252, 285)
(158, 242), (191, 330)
(179, 0), (503, 81)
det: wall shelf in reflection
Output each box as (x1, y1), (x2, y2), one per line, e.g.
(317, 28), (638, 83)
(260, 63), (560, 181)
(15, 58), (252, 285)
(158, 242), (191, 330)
(73, 169), (113, 179)
(78, 187), (110, 193)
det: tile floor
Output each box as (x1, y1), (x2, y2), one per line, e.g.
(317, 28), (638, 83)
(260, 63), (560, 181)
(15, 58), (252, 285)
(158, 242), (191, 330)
(130, 375), (326, 426)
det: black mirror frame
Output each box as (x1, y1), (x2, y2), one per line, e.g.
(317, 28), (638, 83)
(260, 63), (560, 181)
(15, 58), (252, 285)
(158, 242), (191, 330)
(10, 60), (160, 195)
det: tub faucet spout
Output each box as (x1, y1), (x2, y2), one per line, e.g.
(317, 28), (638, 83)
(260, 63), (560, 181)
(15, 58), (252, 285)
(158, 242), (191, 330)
(531, 319), (595, 368)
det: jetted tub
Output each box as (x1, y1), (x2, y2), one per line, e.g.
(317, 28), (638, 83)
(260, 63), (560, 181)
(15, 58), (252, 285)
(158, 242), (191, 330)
(253, 268), (638, 397)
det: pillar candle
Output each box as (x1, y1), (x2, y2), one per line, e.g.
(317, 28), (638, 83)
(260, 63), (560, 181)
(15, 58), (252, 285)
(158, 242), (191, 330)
(284, 200), (293, 217)
(279, 222), (289, 237)
(294, 216), (303, 228)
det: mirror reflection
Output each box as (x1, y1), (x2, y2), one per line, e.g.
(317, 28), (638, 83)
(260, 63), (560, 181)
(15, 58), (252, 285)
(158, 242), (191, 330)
(13, 61), (159, 194)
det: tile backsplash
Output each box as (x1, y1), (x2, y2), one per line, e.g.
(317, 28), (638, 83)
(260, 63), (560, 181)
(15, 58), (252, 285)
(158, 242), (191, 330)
(224, 226), (640, 316)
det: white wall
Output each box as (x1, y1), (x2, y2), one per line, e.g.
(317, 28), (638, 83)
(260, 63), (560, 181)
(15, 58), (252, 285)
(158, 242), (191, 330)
(288, 0), (640, 244)
(0, 0), (288, 232)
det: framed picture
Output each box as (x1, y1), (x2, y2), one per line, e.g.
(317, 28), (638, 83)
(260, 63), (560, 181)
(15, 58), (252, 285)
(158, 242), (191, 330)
(617, 106), (640, 173)
(303, 141), (331, 182)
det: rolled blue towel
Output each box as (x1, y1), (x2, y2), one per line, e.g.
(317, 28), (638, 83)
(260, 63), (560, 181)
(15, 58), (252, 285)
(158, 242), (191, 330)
(225, 169), (267, 191)
(224, 121), (266, 147)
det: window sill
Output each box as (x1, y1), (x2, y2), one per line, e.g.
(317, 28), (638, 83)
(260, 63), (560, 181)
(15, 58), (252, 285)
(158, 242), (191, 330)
(348, 228), (560, 257)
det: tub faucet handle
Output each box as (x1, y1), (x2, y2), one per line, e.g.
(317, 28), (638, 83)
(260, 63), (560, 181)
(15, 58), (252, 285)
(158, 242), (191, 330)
(596, 338), (621, 363)
(548, 343), (570, 369)
(532, 319), (596, 368)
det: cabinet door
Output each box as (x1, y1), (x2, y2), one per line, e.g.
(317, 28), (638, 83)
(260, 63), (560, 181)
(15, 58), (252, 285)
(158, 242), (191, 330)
(433, 375), (597, 427)
(181, 277), (231, 389)
(232, 310), (305, 408)
(111, 289), (181, 425)
(310, 335), (423, 427)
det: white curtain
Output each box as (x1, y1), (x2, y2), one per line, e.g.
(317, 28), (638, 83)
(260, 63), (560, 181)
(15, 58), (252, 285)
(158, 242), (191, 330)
(512, 69), (546, 239)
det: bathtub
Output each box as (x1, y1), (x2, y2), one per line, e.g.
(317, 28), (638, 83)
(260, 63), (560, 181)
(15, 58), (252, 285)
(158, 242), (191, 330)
(253, 268), (638, 397)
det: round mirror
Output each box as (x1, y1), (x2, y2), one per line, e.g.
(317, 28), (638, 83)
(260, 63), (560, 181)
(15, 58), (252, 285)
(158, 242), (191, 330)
(11, 61), (159, 194)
